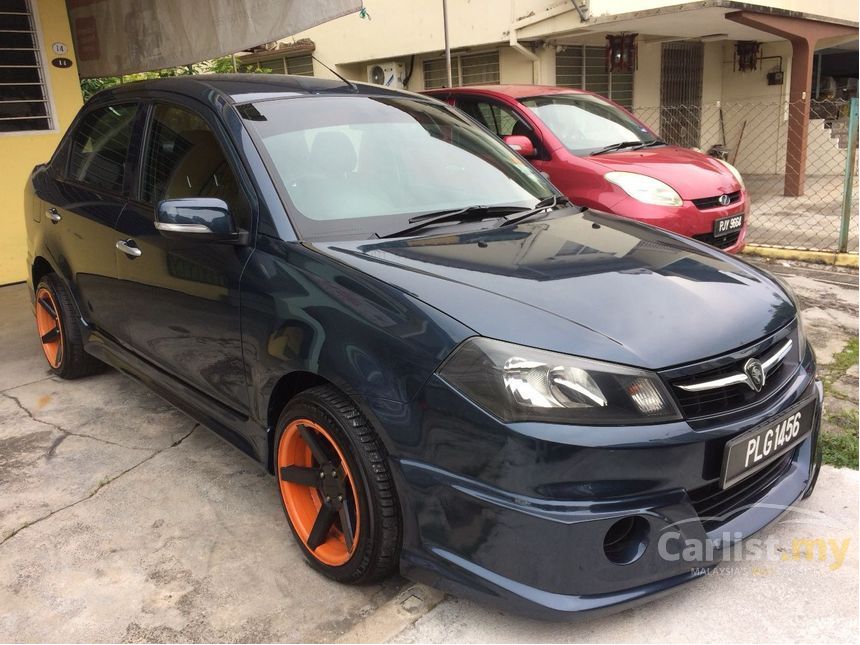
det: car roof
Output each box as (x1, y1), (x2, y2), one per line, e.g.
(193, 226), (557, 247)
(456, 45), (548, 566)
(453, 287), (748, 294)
(92, 73), (425, 108)
(425, 84), (589, 99)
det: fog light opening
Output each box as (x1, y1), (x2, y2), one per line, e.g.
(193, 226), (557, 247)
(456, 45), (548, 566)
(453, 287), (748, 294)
(603, 516), (650, 565)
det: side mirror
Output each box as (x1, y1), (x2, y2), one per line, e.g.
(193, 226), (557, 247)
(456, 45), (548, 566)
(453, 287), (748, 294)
(155, 198), (247, 245)
(503, 135), (536, 158)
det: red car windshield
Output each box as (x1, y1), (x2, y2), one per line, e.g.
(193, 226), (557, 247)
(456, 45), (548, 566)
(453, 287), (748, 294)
(520, 94), (656, 156)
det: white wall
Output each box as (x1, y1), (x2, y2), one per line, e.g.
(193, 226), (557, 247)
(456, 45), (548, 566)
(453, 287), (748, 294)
(633, 40), (661, 111)
(292, 0), (856, 80)
(720, 41), (791, 174)
(589, 0), (856, 22)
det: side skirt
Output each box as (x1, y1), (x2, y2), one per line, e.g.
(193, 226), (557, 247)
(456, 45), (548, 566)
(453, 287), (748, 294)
(84, 330), (267, 464)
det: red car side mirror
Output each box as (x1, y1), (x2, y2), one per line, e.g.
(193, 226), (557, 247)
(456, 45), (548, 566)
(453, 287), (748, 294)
(503, 135), (536, 158)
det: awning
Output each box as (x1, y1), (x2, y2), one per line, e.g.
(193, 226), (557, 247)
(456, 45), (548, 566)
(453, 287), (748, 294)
(67, 0), (361, 78)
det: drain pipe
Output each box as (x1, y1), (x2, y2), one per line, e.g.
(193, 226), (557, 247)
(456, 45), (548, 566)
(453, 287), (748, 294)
(509, 1), (540, 83)
(509, 30), (540, 83)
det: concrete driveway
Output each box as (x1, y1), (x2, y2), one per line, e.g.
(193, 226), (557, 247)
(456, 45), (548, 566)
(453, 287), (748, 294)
(1, 260), (857, 643)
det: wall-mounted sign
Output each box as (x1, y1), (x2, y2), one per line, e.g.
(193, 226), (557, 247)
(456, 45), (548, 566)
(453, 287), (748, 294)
(51, 57), (74, 69)
(51, 42), (68, 55)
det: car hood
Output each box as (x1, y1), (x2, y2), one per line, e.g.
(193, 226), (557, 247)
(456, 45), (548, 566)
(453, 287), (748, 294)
(307, 211), (795, 369)
(587, 145), (740, 199)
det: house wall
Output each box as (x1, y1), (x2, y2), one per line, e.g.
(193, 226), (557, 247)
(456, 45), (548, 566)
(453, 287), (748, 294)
(0, 0), (83, 285)
(296, 1), (855, 77)
(630, 38), (846, 176)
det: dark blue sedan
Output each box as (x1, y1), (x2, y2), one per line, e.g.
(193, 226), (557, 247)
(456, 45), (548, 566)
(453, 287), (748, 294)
(25, 75), (822, 619)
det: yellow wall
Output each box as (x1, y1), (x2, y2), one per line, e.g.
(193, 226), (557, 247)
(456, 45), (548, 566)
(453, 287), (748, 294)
(0, 0), (83, 285)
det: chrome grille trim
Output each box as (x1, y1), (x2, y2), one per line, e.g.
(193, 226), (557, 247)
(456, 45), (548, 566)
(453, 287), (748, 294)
(676, 339), (792, 393)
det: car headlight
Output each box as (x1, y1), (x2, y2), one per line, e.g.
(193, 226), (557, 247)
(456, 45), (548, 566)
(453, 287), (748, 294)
(604, 171), (683, 207)
(438, 337), (681, 425)
(769, 273), (808, 360)
(715, 158), (745, 191)
(795, 312), (808, 361)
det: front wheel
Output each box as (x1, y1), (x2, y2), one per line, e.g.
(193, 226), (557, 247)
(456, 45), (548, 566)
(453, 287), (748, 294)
(274, 385), (401, 583)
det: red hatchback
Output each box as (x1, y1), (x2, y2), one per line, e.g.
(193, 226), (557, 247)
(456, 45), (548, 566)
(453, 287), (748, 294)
(425, 85), (748, 252)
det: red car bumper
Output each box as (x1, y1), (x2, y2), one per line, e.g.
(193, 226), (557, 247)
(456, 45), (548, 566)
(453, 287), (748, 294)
(602, 192), (749, 254)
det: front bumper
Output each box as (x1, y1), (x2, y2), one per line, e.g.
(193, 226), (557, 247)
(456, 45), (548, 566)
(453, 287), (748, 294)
(377, 357), (821, 620)
(608, 192), (749, 254)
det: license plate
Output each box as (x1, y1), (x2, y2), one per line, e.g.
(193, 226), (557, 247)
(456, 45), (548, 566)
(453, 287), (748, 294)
(720, 398), (816, 489)
(713, 214), (744, 237)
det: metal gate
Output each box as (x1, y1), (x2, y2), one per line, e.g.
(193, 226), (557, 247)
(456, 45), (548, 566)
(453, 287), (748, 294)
(660, 41), (704, 148)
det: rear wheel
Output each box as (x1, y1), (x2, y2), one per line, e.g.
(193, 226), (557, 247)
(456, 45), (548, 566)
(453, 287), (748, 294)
(274, 385), (400, 583)
(34, 274), (103, 379)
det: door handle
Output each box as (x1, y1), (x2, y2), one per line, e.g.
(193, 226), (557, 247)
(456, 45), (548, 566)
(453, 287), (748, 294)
(46, 208), (61, 223)
(115, 239), (142, 258)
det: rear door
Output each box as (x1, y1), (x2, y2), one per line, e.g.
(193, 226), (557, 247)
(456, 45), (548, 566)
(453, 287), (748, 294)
(112, 100), (255, 412)
(37, 102), (141, 333)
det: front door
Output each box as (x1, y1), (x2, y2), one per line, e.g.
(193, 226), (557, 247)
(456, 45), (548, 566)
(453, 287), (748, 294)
(660, 41), (704, 148)
(113, 101), (255, 412)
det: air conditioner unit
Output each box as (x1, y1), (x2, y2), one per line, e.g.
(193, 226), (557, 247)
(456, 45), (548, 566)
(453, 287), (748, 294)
(367, 62), (406, 89)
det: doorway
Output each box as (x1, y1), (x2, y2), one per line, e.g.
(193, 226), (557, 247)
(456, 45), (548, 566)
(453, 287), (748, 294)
(660, 41), (704, 148)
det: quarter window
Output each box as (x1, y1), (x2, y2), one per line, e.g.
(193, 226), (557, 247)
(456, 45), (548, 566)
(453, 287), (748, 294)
(68, 103), (138, 193)
(0, 0), (53, 132)
(142, 104), (250, 229)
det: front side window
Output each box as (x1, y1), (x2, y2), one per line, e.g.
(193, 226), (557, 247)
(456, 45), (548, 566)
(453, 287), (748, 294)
(520, 94), (654, 156)
(68, 103), (138, 193)
(459, 100), (522, 138)
(142, 104), (250, 229)
(240, 96), (553, 240)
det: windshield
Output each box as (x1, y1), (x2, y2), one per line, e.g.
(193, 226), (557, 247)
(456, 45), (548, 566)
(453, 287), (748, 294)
(520, 94), (655, 156)
(240, 95), (554, 239)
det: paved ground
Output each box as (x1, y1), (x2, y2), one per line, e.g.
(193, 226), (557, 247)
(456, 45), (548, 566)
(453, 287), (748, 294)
(0, 258), (857, 643)
(747, 175), (859, 253)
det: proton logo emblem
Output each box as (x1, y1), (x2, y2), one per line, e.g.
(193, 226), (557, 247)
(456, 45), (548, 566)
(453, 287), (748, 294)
(743, 358), (766, 392)
(718, 193), (731, 206)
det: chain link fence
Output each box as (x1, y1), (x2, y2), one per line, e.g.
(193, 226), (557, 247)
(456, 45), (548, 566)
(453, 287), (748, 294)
(633, 98), (859, 253)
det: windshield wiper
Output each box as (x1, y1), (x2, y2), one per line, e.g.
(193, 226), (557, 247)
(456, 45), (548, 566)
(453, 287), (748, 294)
(380, 204), (530, 239)
(590, 140), (648, 156)
(639, 138), (667, 149)
(497, 194), (573, 228)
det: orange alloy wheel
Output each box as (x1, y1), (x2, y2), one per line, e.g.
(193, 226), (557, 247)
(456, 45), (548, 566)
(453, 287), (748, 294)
(35, 287), (63, 368)
(277, 419), (361, 566)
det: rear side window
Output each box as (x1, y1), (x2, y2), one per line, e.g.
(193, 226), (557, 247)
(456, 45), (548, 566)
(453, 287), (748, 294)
(141, 103), (250, 229)
(68, 104), (138, 193)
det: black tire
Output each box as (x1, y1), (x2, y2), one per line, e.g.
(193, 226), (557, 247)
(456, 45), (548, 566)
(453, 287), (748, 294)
(35, 274), (104, 379)
(274, 384), (401, 583)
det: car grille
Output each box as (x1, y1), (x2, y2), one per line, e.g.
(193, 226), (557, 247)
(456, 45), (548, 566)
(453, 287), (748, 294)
(665, 328), (799, 421)
(689, 451), (794, 533)
(692, 230), (741, 249)
(691, 190), (742, 210)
